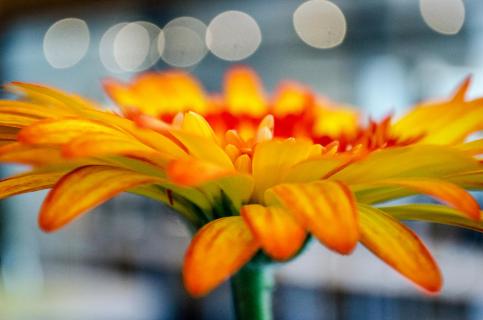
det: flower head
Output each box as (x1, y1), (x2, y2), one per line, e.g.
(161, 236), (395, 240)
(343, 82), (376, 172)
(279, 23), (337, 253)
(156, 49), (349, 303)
(0, 67), (481, 296)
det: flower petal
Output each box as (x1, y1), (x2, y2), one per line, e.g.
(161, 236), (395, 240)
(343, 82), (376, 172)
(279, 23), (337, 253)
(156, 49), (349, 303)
(379, 178), (480, 220)
(0, 100), (71, 119)
(183, 216), (259, 296)
(104, 71), (207, 116)
(62, 133), (163, 163)
(0, 143), (64, 166)
(267, 180), (359, 254)
(358, 205), (442, 293)
(18, 118), (125, 145)
(170, 130), (234, 168)
(392, 77), (483, 145)
(241, 204), (306, 260)
(333, 145), (480, 184)
(167, 157), (233, 186)
(224, 67), (266, 116)
(447, 169), (483, 189)
(284, 155), (352, 183)
(454, 139), (483, 156)
(252, 139), (313, 201)
(7, 81), (98, 111)
(39, 165), (159, 232)
(0, 169), (65, 199)
(380, 204), (483, 233)
(181, 111), (217, 140)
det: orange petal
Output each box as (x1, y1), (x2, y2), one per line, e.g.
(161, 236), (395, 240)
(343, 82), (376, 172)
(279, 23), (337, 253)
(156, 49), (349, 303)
(241, 204), (306, 260)
(252, 139), (313, 201)
(7, 82), (98, 111)
(224, 67), (266, 116)
(181, 111), (217, 140)
(272, 82), (312, 116)
(170, 130), (234, 168)
(104, 72), (207, 116)
(18, 118), (125, 145)
(333, 145), (480, 184)
(167, 157), (233, 186)
(39, 165), (159, 232)
(183, 216), (259, 296)
(392, 77), (483, 145)
(0, 100), (71, 119)
(380, 178), (480, 220)
(102, 79), (139, 113)
(381, 204), (483, 233)
(0, 113), (40, 127)
(451, 75), (471, 102)
(284, 155), (352, 183)
(62, 133), (159, 160)
(447, 169), (483, 189)
(312, 104), (359, 138)
(0, 143), (64, 166)
(267, 180), (359, 254)
(454, 139), (483, 156)
(0, 127), (19, 142)
(358, 205), (442, 293)
(0, 170), (65, 199)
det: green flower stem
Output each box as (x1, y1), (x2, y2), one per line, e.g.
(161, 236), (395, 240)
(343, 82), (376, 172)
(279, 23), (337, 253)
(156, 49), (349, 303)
(231, 263), (274, 320)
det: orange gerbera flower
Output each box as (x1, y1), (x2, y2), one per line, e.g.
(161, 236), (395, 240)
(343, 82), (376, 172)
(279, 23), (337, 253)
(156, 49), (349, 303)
(0, 67), (481, 301)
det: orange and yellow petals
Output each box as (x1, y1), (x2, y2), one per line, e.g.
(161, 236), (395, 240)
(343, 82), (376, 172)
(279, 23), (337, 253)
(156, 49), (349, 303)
(0, 143), (64, 166)
(0, 112), (43, 128)
(18, 118), (125, 145)
(224, 67), (266, 117)
(113, 116), (188, 158)
(61, 133), (164, 164)
(180, 111), (217, 140)
(252, 139), (313, 201)
(332, 145), (481, 184)
(446, 169), (483, 189)
(39, 165), (160, 232)
(267, 181), (359, 254)
(241, 204), (306, 260)
(7, 81), (98, 111)
(102, 80), (140, 112)
(283, 155), (352, 183)
(104, 71), (207, 116)
(0, 127), (20, 146)
(312, 104), (359, 139)
(271, 82), (313, 116)
(378, 179), (480, 220)
(170, 130), (234, 168)
(234, 154), (252, 174)
(392, 77), (483, 145)
(167, 157), (233, 186)
(358, 205), (442, 293)
(0, 100), (71, 119)
(0, 100), (73, 129)
(454, 139), (483, 157)
(381, 204), (483, 233)
(183, 216), (259, 296)
(224, 143), (241, 162)
(0, 170), (65, 199)
(255, 115), (274, 143)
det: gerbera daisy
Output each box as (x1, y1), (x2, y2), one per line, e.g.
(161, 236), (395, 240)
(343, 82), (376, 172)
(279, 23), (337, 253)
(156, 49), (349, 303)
(0, 67), (481, 319)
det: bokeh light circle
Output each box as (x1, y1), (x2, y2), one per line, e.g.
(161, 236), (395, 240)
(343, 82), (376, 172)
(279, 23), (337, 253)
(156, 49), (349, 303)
(161, 17), (207, 67)
(206, 11), (262, 61)
(293, 0), (347, 49)
(43, 18), (90, 68)
(113, 22), (151, 72)
(420, 0), (465, 35)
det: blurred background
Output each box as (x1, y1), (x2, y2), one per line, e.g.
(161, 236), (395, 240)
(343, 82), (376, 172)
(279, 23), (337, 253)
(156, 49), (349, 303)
(0, 0), (482, 319)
